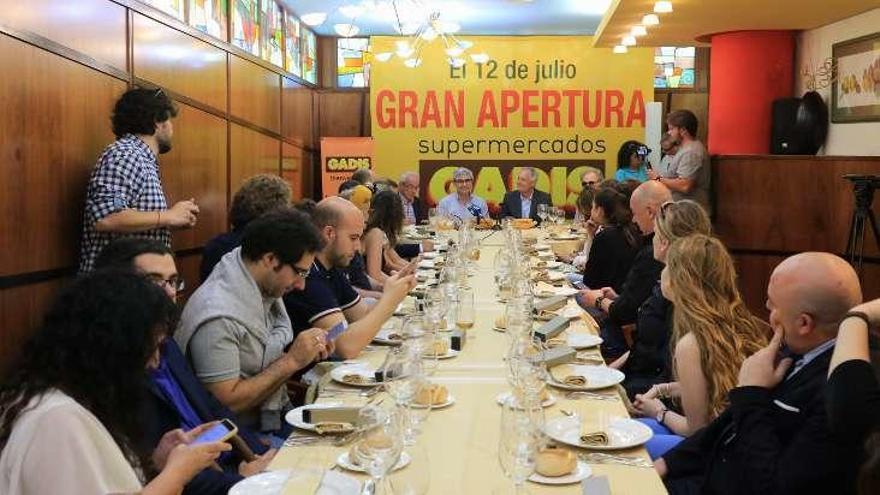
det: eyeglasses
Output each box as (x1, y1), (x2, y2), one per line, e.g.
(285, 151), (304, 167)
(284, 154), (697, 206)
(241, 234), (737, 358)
(581, 181), (597, 188)
(147, 274), (185, 292)
(290, 265), (311, 280)
(454, 178), (473, 184)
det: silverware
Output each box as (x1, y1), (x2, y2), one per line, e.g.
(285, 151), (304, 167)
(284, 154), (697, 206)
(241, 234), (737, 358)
(361, 478), (376, 495)
(579, 452), (654, 468)
(565, 391), (620, 401)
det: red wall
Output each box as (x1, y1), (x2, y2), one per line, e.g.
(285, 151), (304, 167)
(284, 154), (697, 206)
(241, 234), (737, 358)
(708, 31), (795, 154)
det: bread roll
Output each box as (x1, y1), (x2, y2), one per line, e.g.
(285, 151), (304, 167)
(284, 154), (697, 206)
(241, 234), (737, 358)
(535, 446), (576, 477)
(495, 315), (507, 329)
(414, 384), (448, 405)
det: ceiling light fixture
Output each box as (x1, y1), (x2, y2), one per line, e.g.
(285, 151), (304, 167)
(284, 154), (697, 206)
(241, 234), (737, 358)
(300, 12), (327, 27)
(642, 14), (660, 25)
(631, 25), (647, 37)
(654, 1), (673, 13)
(613, 45), (628, 54)
(334, 23), (360, 37)
(622, 35), (637, 46)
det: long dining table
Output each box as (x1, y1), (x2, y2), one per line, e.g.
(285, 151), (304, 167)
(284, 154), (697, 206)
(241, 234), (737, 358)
(268, 230), (668, 495)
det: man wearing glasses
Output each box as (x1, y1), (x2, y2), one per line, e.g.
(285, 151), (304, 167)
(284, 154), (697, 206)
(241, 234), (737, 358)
(176, 208), (330, 445)
(79, 87), (200, 273)
(94, 238), (278, 495)
(574, 167), (605, 223)
(398, 171), (427, 226)
(437, 167), (489, 221)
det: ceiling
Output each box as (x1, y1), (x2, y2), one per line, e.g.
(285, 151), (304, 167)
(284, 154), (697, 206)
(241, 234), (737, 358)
(592, 0), (880, 48)
(279, 0), (613, 36)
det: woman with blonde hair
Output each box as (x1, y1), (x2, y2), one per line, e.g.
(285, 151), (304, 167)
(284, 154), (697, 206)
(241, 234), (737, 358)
(632, 233), (769, 459)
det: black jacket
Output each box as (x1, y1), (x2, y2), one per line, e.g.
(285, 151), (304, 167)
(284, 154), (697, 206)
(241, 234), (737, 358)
(141, 340), (269, 495)
(606, 234), (663, 327)
(500, 189), (552, 223)
(411, 196), (428, 225)
(582, 225), (639, 293)
(621, 283), (673, 397)
(664, 346), (845, 495)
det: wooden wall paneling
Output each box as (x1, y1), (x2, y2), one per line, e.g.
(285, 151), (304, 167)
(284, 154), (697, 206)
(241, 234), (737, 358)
(668, 92), (709, 144)
(0, 0), (127, 71)
(162, 103), (228, 250)
(132, 12), (228, 112)
(0, 35), (126, 276)
(229, 123), (282, 194)
(319, 91), (367, 137)
(318, 36), (336, 89)
(173, 252), (202, 304)
(0, 278), (68, 377)
(714, 156), (880, 256)
(229, 55), (281, 133)
(281, 142), (304, 200)
(282, 76), (315, 149)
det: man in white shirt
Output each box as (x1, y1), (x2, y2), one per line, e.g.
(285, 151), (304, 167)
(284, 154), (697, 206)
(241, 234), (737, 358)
(500, 167), (552, 223)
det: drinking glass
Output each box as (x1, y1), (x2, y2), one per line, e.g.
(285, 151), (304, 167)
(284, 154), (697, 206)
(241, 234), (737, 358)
(455, 286), (475, 330)
(355, 406), (405, 495)
(536, 204), (549, 226)
(497, 395), (544, 495)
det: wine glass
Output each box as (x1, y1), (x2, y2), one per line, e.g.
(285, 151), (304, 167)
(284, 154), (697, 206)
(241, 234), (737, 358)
(404, 374), (433, 445)
(536, 204), (549, 228)
(355, 406), (405, 495)
(497, 395), (544, 495)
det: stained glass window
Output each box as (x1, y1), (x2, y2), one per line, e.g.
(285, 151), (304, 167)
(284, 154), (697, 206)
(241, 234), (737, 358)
(302, 28), (317, 84)
(337, 38), (370, 88)
(261, 0), (283, 66)
(232, 0), (260, 57)
(188, 0), (228, 40)
(285, 13), (303, 77)
(145, 0), (185, 19)
(654, 46), (696, 89)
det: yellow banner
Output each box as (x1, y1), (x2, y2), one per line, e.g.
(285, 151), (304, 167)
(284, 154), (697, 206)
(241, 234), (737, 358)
(369, 36), (653, 213)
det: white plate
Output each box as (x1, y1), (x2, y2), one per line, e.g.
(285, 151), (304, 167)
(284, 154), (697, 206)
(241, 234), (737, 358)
(229, 469), (360, 495)
(422, 349), (460, 360)
(330, 364), (379, 388)
(492, 326), (507, 333)
(534, 243), (552, 251)
(409, 394), (456, 409)
(544, 416), (653, 451)
(529, 460), (592, 485)
(495, 391), (556, 408)
(336, 451), (411, 473)
(372, 328), (403, 346)
(417, 259), (436, 269)
(285, 403), (350, 431)
(421, 251), (440, 259)
(566, 333), (603, 349)
(547, 365), (625, 391)
(550, 234), (580, 241)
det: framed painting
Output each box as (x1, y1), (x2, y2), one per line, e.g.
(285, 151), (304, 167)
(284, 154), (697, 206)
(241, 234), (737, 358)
(832, 32), (880, 123)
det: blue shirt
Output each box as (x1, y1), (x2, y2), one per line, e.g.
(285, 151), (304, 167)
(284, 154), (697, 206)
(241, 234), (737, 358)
(437, 194), (489, 221)
(787, 338), (836, 379)
(521, 194), (533, 219)
(150, 349), (203, 431)
(615, 166), (649, 183)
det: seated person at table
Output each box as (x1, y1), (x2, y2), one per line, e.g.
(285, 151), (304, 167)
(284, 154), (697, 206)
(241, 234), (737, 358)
(284, 197), (417, 359)
(437, 168), (488, 222)
(614, 140), (650, 183)
(578, 180), (670, 358)
(825, 296), (880, 495)
(657, 252), (862, 495)
(94, 239), (275, 495)
(629, 235), (768, 460)
(351, 168), (374, 187)
(364, 190), (409, 285)
(562, 187), (596, 284)
(176, 209), (330, 443)
(500, 167), (552, 223)
(0, 270), (229, 495)
(578, 185), (640, 294)
(614, 200), (712, 398)
(200, 174), (291, 282)
(574, 167), (604, 223)
(399, 171), (427, 226)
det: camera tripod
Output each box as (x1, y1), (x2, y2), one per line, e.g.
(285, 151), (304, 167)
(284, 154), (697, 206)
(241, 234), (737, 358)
(844, 175), (880, 273)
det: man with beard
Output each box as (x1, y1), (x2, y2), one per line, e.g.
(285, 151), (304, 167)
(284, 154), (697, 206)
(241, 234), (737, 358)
(284, 196), (417, 359)
(78, 87), (200, 273)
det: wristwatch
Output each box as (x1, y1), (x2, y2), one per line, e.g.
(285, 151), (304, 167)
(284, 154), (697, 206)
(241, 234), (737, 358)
(656, 408), (668, 424)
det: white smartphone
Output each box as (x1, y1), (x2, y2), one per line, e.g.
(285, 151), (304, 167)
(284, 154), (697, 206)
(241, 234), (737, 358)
(192, 418), (238, 445)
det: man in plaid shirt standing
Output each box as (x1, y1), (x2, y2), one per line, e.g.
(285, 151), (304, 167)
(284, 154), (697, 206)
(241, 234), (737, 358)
(79, 88), (200, 273)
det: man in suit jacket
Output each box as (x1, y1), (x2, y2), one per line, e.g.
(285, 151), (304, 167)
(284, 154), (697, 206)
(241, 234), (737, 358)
(657, 252), (863, 495)
(95, 238), (273, 495)
(399, 171), (427, 226)
(500, 167), (552, 223)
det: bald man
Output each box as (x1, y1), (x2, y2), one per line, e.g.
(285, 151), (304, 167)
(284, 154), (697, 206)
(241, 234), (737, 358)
(578, 181), (672, 358)
(283, 197), (417, 359)
(657, 252), (862, 495)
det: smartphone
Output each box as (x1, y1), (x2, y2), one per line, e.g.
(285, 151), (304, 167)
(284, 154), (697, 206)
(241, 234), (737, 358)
(572, 281), (586, 290)
(326, 321), (347, 342)
(192, 419), (238, 445)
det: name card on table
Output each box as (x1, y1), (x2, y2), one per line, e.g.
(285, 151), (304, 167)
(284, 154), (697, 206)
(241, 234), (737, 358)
(534, 295), (568, 314)
(534, 315), (571, 342)
(532, 346), (577, 368)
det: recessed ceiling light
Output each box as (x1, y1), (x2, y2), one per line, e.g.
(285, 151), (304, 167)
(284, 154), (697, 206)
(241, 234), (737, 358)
(654, 1), (673, 13)
(631, 25), (647, 37)
(334, 23), (360, 37)
(300, 13), (327, 27)
(613, 45), (628, 54)
(642, 14), (660, 25)
(622, 35), (637, 46)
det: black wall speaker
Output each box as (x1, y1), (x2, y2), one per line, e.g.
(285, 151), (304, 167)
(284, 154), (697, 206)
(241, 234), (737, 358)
(771, 92), (829, 155)
(770, 97), (802, 154)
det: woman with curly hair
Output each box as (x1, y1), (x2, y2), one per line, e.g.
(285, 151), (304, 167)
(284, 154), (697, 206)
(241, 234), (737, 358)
(632, 234), (769, 459)
(363, 190), (407, 284)
(0, 270), (229, 494)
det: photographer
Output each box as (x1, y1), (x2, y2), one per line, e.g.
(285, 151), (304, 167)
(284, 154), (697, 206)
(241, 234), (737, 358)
(615, 140), (651, 183)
